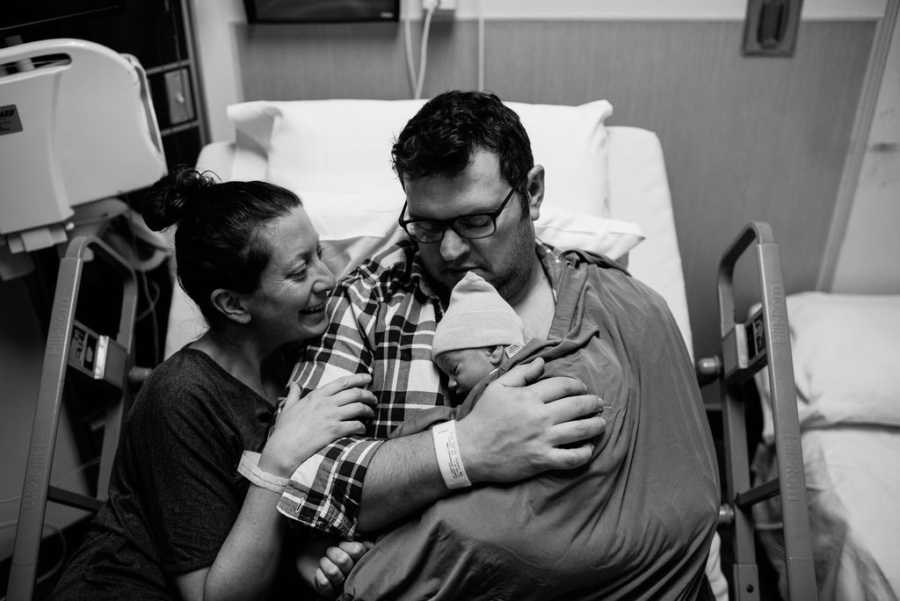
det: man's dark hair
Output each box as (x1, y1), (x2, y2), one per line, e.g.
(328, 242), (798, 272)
(392, 91), (534, 202)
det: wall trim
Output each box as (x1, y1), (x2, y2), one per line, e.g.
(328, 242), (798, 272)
(817, 0), (898, 290)
(402, 0), (886, 21)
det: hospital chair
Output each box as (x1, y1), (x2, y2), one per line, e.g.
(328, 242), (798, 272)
(0, 39), (166, 601)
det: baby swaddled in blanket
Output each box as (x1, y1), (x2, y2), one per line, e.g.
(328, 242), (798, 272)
(338, 252), (720, 601)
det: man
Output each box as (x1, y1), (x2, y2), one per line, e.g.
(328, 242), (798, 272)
(280, 91), (719, 600)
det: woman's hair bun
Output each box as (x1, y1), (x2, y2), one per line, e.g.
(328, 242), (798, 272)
(142, 167), (217, 231)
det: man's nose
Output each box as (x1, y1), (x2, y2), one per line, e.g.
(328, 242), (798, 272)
(439, 227), (470, 262)
(447, 377), (458, 392)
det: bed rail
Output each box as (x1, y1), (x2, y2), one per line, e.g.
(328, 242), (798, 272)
(697, 222), (817, 601)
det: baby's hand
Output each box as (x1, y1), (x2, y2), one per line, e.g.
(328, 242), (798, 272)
(310, 540), (372, 598)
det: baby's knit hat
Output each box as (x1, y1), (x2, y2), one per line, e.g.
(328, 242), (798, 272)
(432, 271), (526, 357)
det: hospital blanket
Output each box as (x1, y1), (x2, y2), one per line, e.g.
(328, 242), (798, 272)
(338, 251), (720, 601)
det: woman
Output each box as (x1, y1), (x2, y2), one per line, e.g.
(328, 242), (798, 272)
(52, 169), (375, 600)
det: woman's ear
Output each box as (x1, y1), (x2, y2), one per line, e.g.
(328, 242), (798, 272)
(210, 288), (252, 325)
(525, 165), (545, 221)
(488, 345), (506, 366)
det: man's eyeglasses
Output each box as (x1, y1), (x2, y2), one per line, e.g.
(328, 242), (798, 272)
(398, 188), (516, 244)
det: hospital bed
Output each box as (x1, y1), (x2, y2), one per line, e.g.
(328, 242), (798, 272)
(164, 99), (694, 359)
(161, 98), (818, 601)
(752, 292), (900, 601)
(1, 42), (819, 597)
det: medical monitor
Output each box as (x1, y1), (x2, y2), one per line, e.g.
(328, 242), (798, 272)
(1, 1), (122, 32)
(243, 0), (400, 23)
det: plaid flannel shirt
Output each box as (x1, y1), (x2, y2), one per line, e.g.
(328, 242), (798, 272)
(276, 238), (563, 537)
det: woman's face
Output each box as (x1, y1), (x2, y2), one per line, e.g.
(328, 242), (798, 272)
(244, 205), (336, 348)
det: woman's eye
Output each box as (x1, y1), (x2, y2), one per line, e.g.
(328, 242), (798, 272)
(316, 244), (324, 258)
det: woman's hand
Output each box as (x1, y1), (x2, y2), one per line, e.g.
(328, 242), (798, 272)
(260, 374), (376, 477)
(297, 540), (372, 599)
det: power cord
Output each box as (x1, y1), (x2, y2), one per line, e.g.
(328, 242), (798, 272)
(403, 12), (417, 95)
(403, 2), (437, 99)
(414, 4), (436, 99)
(124, 208), (163, 365)
(477, 0), (485, 91)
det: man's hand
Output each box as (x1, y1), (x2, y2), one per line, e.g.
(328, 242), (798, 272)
(456, 358), (606, 484)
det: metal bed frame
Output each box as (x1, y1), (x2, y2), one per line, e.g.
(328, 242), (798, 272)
(698, 222), (817, 601)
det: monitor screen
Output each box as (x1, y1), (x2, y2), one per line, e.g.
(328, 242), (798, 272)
(244, 0), (400, 23)
(1, 0), (122, 32)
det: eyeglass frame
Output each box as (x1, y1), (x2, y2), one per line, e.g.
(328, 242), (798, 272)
(397, 187), (517, 244)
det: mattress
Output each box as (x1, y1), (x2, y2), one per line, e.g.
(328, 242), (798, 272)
(754, 428), (900, 601)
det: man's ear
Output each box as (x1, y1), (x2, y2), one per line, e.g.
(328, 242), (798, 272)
(488, 345), (506, 366)
(525, 164), (545, 221)
(209, 288), (252, 325)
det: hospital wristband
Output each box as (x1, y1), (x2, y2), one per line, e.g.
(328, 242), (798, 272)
(431, 420), (472, 490)
(237, 450), (290, 494)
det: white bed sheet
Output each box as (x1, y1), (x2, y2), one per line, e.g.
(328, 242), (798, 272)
(165, 126), (692, 358)
(754, 428), (900, 601)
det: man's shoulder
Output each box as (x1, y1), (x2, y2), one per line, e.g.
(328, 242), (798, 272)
(337, 239), (420, 301)
(559, 248), (671, 309)
(557, 247), (629, 276)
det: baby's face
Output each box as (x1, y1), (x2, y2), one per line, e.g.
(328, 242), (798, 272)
(435, 347), (498, 395)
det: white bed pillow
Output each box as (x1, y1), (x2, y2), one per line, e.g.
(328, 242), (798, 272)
(755, 292), (900, 438)
(309, 200), (643, 279)
(227, 98), (613, 219)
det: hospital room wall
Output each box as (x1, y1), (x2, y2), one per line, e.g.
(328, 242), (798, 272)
(831, 12), (900, 294)
(191, 0), (887, 364)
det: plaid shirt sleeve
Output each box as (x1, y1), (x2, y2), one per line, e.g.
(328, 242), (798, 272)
(276, 277), (385, 538)
(275, 243), (444, 537)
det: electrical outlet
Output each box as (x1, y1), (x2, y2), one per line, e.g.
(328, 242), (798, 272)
(742, 0), (803, 57)
(422, 0), (455, 17)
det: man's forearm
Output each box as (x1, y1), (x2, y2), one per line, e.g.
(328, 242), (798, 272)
(356, 361), (607, 533)
(357, 431), (447, 533)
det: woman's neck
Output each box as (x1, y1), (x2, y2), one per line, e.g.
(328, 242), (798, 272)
(191, 329), (270, 401)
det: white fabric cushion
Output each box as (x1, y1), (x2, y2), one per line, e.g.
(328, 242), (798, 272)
(227, 98), (613, 219)
(756, 292), (900, 437)
(225, 97), (635, 278)
(310, 204), (642, 280)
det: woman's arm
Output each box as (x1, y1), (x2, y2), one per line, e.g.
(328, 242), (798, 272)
(175, 485), (288, 601)
(175, 375), (376, 601)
